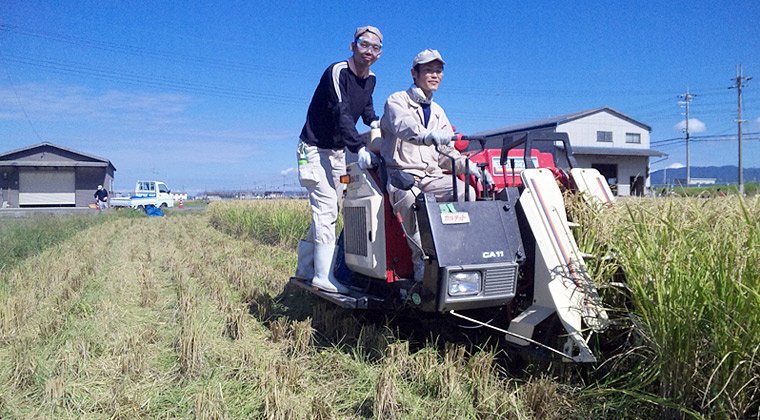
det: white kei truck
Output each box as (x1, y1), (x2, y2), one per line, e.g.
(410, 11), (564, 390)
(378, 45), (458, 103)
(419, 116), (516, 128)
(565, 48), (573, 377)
(109, 180), (174, 210)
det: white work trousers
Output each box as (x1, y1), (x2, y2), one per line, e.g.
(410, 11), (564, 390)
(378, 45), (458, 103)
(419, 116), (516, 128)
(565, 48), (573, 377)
(297, 141), (346, 245)
(387, 172), (474, 276)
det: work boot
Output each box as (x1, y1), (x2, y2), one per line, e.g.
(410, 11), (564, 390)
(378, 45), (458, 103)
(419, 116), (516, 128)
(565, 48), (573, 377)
(311, 243), (349, 294)
(295, 240), (314, 279)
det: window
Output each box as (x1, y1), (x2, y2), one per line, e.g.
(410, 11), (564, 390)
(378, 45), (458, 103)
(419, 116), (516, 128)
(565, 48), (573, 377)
(626, 133), (641, 144)
(596, 131), (613, 142)
(138, 182), (154, 192)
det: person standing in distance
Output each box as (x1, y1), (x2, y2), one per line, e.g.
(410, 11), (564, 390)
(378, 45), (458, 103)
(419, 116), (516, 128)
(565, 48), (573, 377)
(94, 185), (109, 211)
(295, 26), (382, 294)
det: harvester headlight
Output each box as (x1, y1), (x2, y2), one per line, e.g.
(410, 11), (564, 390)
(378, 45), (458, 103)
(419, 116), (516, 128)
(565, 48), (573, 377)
(448, 271), (482, 296)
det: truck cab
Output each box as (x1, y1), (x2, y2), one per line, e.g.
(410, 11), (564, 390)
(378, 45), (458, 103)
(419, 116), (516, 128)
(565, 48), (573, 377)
(110, 180), (174, 209)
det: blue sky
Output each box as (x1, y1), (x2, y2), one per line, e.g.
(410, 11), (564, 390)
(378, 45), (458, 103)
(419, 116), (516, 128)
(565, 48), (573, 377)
(1, 1), (759, 192)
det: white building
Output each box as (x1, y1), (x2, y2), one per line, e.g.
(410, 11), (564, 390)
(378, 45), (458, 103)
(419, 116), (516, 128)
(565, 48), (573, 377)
(474, 107), (666, 196)
(675, 177), (716, 186)
(172, 192), (188, 202)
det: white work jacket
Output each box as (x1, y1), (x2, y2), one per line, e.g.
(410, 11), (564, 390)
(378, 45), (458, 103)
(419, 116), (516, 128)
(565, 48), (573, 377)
(379, 88), (468, 179)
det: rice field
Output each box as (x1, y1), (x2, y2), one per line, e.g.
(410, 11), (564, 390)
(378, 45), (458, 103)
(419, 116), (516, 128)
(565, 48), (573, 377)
(1, 195), (758, 419)
(570, 194), (760, 419)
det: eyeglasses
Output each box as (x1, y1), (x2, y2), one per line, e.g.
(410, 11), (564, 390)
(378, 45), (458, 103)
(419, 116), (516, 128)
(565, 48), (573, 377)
(418, 66), (444, 75)
(355, 37), (382, 55)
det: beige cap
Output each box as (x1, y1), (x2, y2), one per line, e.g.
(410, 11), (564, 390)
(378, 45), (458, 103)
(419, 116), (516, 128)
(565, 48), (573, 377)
(354, 26), (383, 43)
(413, 49), (445, 67)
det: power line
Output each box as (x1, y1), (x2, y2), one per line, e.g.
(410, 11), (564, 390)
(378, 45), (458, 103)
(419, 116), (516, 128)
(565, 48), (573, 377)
(1, 53), (309, 105)
(2, 24), (303, 79)
(652, 132), (760, 147)
(0, 49), (44, 142)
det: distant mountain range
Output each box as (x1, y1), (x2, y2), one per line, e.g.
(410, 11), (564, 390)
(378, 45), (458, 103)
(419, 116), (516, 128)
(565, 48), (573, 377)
(650, 166), (760, 185)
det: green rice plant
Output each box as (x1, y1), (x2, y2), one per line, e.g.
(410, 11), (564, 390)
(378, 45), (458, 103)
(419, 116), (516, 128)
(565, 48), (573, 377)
(309, 394), (333, 420)
(223, 303), (248, 341)
(115, 333), (146, 378)
(43, 375), (65, 405)
(678, 181), (759, 198)
(0, 215), (94, 271)
(0, 210), (141, 272)
(194, 383), (228, 420)
(261, 357), (310, 419)
(175, 271), (205, 377)
(207, 199), (345, 250)
(520, 375), (565, 420)
(207, 199), (312, 249)
(269, 317), (290, 343)
(572, 196), (760, 419)
(290, 318), (315, 356)
(7, 336), (37, 388)
(384, 341), (410, 370)
(466, 350), (500, 415)
(373, 364), (400, 419)
(138, 263), (159, 307)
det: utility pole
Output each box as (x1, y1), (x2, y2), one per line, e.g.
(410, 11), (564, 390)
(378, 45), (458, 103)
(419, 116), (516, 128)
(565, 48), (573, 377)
(679, 88), (696, 186)
(730, 64), (751, 195)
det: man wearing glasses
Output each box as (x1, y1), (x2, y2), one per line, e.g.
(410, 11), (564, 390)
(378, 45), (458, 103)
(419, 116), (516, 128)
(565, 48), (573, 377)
(295, 26), (383, 294)
(380, 49), (492, 281)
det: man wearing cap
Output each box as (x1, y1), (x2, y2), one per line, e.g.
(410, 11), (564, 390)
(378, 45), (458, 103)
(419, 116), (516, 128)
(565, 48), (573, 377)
(380, 49), (492, 281)
(295, 26), (383, 294)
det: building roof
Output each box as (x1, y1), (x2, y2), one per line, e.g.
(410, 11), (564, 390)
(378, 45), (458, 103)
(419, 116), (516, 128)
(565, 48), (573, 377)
(473, 106), (652, 138)
(569, 146), (667, 158)
(0, 141), (116, 170)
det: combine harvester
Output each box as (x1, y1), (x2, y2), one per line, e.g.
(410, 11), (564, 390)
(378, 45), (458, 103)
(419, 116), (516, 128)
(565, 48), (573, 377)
(291, 131), (615, 362)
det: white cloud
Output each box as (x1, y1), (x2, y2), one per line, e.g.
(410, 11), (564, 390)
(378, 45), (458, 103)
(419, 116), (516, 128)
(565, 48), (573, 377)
(0, 82), (301, 192)
(667, 163), (685, 169)
(0, 83), (193, 125)
(673, 118), (706, 133)
(110, 138), (262, 165)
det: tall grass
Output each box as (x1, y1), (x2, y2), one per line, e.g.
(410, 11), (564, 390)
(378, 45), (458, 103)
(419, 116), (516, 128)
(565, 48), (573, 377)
(207, 200), (312, 248)
(0, 215), (95, 271)
(0, 211), (143, 271)
(571, 195), (760, 419)
(208, 196), (760, 418)
(207, 199), (347, 249)
(675, 181), (759, 198)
